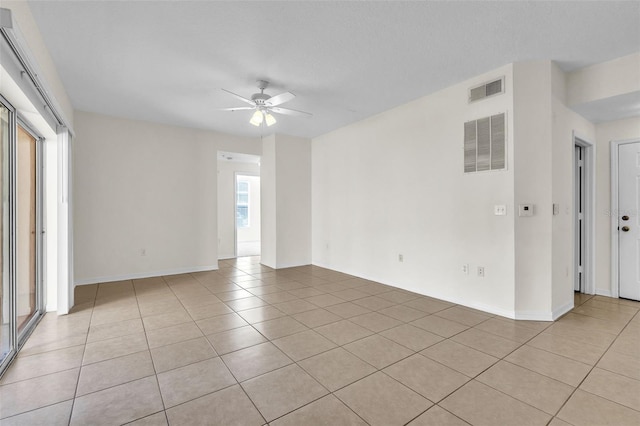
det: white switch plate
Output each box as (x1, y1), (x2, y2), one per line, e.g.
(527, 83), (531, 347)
(494, 205), (507, 216)
(553, 203), (560, 215)
(519, 204), (534, 217)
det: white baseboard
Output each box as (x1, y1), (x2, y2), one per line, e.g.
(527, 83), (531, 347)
(311, 262), (534, 320)
(311, 262), (573, 321)
(513, 311), (553, 321)
(462, 301), (516, 320)
(551, 301), (574, 320)
(75, 264), (218, 286)
(513, 300), (573, 321)
(262, 260), (313, 270)
(595, 288), (613, 297)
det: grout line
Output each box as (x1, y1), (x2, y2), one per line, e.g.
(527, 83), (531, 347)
(131, 279), (168, 420)
(550, 310), (640, 420)
(214, 335), (269, 424)
(8, 263), (640, 425)
(0, 398), (75, 423)
(67, 280), (98, 426)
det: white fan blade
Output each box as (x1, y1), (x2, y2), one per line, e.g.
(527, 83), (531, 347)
(270, 106), (312, 117)
(218, 107), (255, 111)
(221, 88), (255, 106)
(265, 92), (295, 107)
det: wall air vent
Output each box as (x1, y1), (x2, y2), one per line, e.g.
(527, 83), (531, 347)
(468, 77), (504, 103)
(464, 113), (506, 173)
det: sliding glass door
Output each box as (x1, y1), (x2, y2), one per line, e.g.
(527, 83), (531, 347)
(0, 97), (43, 376)
(0, 102), (12, 370)
(16, 124), (40, 336)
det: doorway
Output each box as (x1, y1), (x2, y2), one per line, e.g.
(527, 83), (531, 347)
(614, 140), (640, 301)
(574, 136), (594, 295)
(217, 151), (261, 260)
(235, 174), (261, 257)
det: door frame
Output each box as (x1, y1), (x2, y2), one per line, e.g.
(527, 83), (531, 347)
(1, 95), (17, 376)
(574, 133), (595, 295)
(611, 138), (640, 299)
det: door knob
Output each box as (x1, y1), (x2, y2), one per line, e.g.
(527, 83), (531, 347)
(621, 226), (630, 232)
(622, 215), (630, 221)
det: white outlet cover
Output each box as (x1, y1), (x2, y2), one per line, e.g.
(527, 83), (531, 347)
(494, 205), (507, 216)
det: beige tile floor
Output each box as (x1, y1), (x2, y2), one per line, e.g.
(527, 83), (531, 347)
(1, 257), (639, 425)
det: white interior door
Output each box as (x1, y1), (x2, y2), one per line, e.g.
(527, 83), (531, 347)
(619, 141), (640, 301)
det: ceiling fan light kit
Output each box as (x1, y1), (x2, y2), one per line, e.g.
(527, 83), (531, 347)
(220, 80), (311, 128)
(249, 109), (277, 127)
(264, 113), (277, 127)
(250, 110), (264, 126)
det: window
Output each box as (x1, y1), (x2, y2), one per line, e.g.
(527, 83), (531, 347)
(236, 180), (250, 228)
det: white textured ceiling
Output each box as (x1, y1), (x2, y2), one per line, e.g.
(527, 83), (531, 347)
(27, 1), (640, 139)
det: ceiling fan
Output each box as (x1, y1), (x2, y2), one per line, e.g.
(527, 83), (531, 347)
(219, 80), (312, 127)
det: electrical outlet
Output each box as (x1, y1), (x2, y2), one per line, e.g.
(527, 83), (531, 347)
(398, 254), (404, 262)
(462, 264), (469, 274)
(477, 266), (484, 277)
(494, 205), (507, 216)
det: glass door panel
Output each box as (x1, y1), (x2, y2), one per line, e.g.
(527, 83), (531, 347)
(16, 125), (37, 335)
(0, 103), (12, 365)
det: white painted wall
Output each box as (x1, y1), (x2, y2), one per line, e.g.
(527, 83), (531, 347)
(73, 111), (260, 284)
(217, 160), (260, 259)
(261, 134), (312, 269)
(261, 135), (277, 268)
(275, 134), (311, 268)
(595, 117), (640, 296)
(512, 61), (554, 318)
(511, 61), (595, 320)
(313, 64), (517, 317)
(551, 63), (596, 314)
(567, 53), (640, 107)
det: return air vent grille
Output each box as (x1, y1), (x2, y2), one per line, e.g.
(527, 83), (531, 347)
(468, 77), (504, 103)
(464, 113), (506, 173)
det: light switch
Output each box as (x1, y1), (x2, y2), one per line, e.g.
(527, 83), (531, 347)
(553, 204), (560, 215)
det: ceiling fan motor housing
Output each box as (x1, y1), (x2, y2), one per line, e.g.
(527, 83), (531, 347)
(251, 93), (271, 105)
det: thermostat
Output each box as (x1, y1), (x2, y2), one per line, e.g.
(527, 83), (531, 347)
(519, 204), (534, 217)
